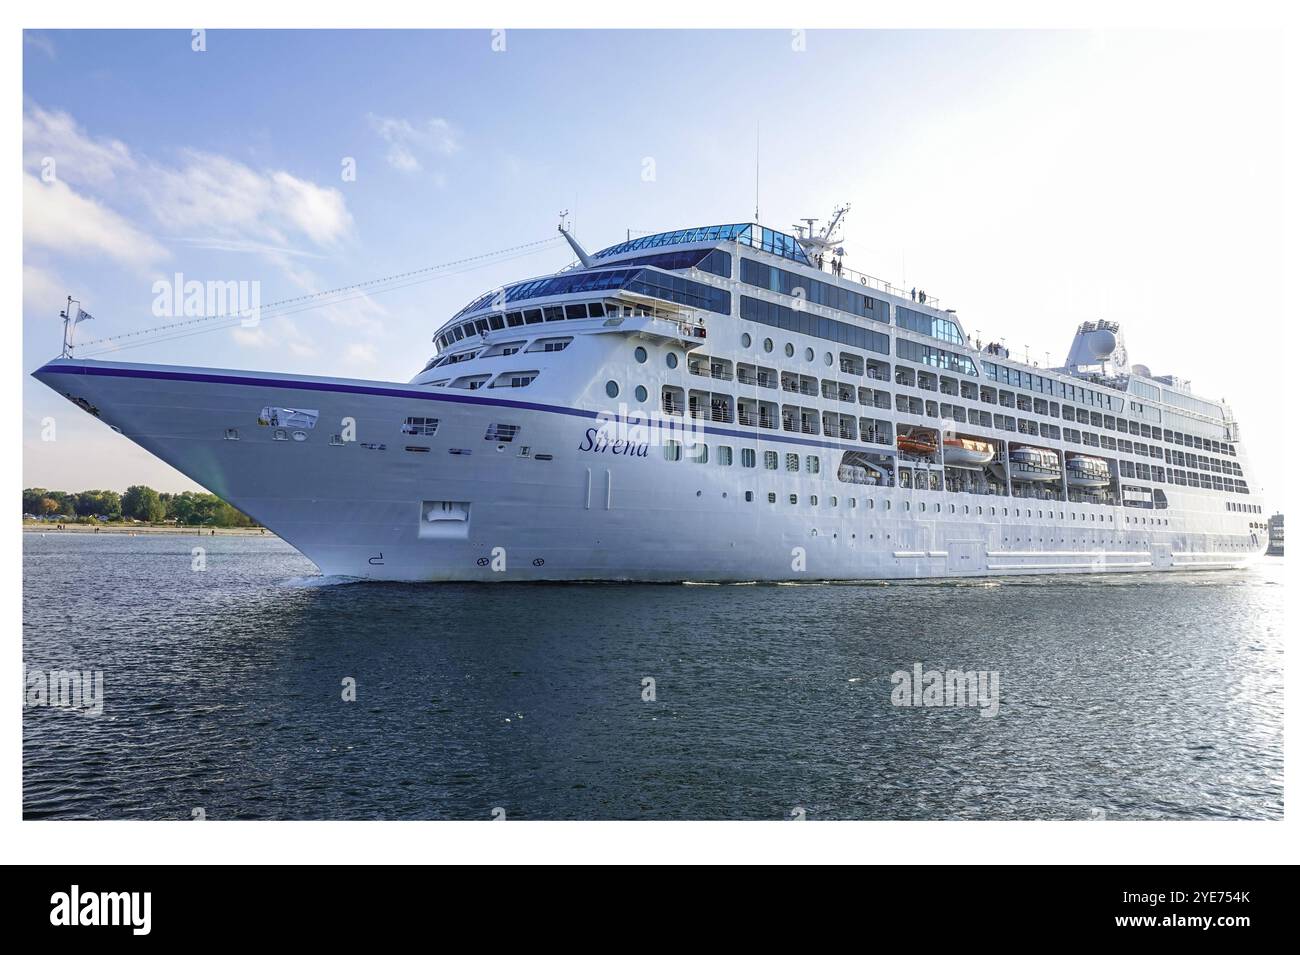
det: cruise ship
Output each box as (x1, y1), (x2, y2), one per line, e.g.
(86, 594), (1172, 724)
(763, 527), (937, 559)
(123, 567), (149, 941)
(33, 209), (1269, 581)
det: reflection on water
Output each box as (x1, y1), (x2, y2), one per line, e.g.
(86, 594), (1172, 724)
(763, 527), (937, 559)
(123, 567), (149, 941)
(22, 534), (1284, 820)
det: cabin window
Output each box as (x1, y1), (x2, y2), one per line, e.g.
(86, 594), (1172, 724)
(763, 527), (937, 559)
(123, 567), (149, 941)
(606, 380), (620, 399)
(717, 446), (733, 466)
(484, 424), (520, 443)
(741, 448), (756, 468)
(764, 451), (778, 470)
(634, 346), (648, 363)
(789, 494), (798, 505)
(785, 453), (799, 472)
(768, 492), (777, 503)
(402, 417), (440, 436)
(664, 440), (682, 462)
(745, 491), (754, 502)
(806, 455), (820, 474)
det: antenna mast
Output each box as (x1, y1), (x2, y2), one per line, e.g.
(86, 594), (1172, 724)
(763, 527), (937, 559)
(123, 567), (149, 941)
(59, 295), (82, 358)
(557, 211), (593, 268)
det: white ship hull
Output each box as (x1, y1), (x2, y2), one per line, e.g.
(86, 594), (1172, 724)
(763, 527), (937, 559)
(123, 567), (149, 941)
(34, 358), (1264, 582)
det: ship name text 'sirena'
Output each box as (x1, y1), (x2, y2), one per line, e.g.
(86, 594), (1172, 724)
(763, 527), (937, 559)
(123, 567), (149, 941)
(35, 211), (1268, 581)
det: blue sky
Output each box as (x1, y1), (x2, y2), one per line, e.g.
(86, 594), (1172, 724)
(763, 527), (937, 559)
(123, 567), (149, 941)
(23, 29), (1286, 505)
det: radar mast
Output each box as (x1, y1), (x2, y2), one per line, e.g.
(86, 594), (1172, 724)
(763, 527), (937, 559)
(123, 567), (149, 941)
(795, 203), (851, 268)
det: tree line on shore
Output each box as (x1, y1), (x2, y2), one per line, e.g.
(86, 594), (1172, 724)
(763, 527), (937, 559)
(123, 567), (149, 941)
(22, 486), (257, 527)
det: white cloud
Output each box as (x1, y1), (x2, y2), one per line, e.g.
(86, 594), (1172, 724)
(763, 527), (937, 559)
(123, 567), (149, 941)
(229, 317), (317, 358)
(23, 103), (356, 269)
(23, 173), (167, 269)
(23, 263), (65, 313)
(23, 105), (135, 186)
(270, 170), (353, 245)
(144, 151), (353, 249)
(368, 114), (461, 173)
(230, 326), (270, 348)
(343, 342), (378, 366)
(24, 33), (56, 60)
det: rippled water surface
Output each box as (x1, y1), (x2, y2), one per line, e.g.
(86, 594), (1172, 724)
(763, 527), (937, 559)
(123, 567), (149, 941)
(22, 533), (1284, 820)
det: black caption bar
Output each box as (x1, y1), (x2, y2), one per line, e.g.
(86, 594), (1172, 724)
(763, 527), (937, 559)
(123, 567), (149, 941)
(17, 865), (1276, 940)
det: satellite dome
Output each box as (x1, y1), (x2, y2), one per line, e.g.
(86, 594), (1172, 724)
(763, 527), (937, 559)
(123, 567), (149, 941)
(1132, 363), (1152, 378)
(1086, 328), (1117, 360)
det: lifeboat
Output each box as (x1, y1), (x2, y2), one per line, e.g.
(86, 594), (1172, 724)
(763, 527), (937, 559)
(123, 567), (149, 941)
(1065, 454), (1111, 488)
(896, 432), (938, 456)
(942, 436), (995, 469)
(992, 445), (1060, 483)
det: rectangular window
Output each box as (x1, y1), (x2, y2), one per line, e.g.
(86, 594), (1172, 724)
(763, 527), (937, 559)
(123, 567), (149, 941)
(739, 295), (889, 356)
(764, 450), (778, 470)
(785, 453), (799, 472)
(738, 258), (882, 323)
(717, 445), (733, 466)
(402, 417), (440, 436)
(741, 448), (757, 468)
(484, 423), (520, 443)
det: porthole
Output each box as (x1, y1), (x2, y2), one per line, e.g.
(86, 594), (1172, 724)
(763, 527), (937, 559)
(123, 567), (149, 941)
(804, 347), (814, 362)
(824, 351), (833, 366)
(634, 346), (648, 363)
(666, 352), (678, 369)
(634, 385), (648, 402)
(785, 343), (795, 358)
(605, 380), (620, 398)
(741, 333), (752, 348)
(763, 338), (774, 353)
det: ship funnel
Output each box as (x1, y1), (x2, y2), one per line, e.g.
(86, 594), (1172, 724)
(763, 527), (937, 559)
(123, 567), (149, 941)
(1065, 320), (1128, 377)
